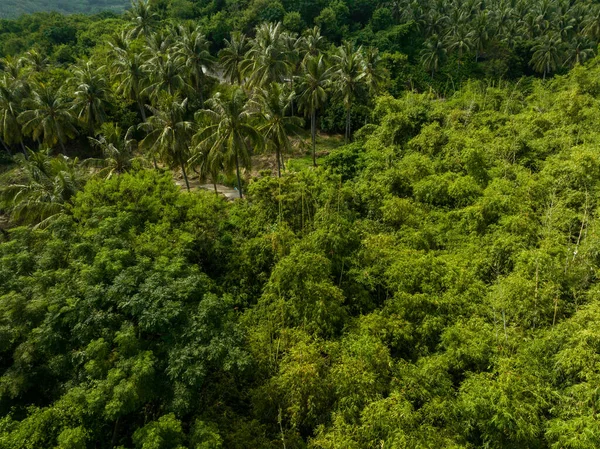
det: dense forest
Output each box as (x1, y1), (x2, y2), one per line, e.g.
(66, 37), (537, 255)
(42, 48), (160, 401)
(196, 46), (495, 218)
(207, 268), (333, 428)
(2, 0), (600, 448)
(0, 0), (128, 20)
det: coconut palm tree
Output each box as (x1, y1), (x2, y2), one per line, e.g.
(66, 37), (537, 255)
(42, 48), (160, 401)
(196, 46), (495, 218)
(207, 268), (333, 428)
(446, 27), (474, 66)
(189, 134), (224, 195)
(175, 25), (215, 105)
(108, 30), (132, 56)
(0, 56), (25, 84)
(70, 61), (111, 136)
(299, 26), (327, 62)
(242, 22), (292, 89)
(362, 47), (384, 95)
(219, 32), (249, 85)
(564, 35), (595, 67)
(331, 41), (366, 144)
(297, 55), (331, 166)
(421, 34), (447, 76)
(471, 11), (490, 62)
(583, 4), (600, 40)
(530, 34), (564, 79)
(127, 0), (158, 38)
(138, 97), (194, 191)
(195, 89), (262, 198)
(87, 122), (137, 179)
(0, 149), (84, 227)
(143, 54), (189, 101)
(144, 29), (175, 62)
(112, 51), (150, 121)
(19, 49), (49, 74)
(0, 75), (26, 154)
(250, 84), (303, 177)
(19, 85), (77, 153)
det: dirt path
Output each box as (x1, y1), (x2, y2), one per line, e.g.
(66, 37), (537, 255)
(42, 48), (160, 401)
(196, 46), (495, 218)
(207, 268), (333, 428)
(173, 175), (241, 200)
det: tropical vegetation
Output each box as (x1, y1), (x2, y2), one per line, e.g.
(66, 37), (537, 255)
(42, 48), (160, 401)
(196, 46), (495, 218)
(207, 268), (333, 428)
(2, 0), (600, 448)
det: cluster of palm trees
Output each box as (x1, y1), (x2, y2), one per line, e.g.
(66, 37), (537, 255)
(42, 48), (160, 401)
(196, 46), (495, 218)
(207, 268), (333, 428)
(393, 0), (600, 77)
(0, 1), (383, 207)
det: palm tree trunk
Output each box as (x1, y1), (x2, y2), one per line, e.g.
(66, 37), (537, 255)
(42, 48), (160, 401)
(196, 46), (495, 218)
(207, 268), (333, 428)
(197, 77), (204, 107)
(235, 149), (243, 199)
(59, 136), (66, 154)
(290, 78), (295, 116)
(276, 145), (281, 177)
(111, 417), (120, 448)
(345, 108), (351, 144)
(213, 180), (218, 195)
(311, 111), (317, 167)
(138, 99), (147, 121)
(0, 137), (11, 155)
(181, 161), (190, 192)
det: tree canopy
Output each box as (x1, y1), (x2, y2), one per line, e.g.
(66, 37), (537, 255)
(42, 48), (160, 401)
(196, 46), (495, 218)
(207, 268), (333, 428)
(3, 1), (600, 448)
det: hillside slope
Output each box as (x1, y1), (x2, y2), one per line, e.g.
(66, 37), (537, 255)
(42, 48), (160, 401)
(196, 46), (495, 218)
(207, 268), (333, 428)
(0, 0), (128, 18)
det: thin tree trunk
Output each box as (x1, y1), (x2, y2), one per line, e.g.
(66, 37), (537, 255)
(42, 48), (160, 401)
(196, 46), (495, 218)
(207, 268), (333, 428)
(138, 99), (147, 121)
(235, 149), (243, 198)
(181, 161), (190, 192)
(290, 78), (295, 116)
(152, 156), (158, 170)
(213, 179), (218, 195)
(0, 137), (11, 155)
(276, 146), (281, 177)
(345, 108), (351, 144)
(197, 77), (204, 107)
(111, 417), (120, 448)
(59, 136), (66, 154)
(20, 141), (26, 156)
(311, 111), (317, 167)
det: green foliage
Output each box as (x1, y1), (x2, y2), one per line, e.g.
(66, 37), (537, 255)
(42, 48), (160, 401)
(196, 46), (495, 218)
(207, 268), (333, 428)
(1, 1), (127, 19)
(5, 2), (600, 449)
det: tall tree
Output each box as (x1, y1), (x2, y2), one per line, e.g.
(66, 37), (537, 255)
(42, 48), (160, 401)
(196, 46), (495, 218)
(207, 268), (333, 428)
(0, 74), (26, 154)
(530, 34), (564, 79)
(219, 32), (249, 85)
(331, 41), (366, 144)
(189, 135), (224, 195)
(18, 85), (77, 153)
(19, 49), (49, 74)
(297, 55), (331, 166)
(242, 22), (292, 89)
(70, 61), (111, 136)
(139, 97), (194, 191)
(112, 51), (150, 121)
(299, 26), (327, 62)
(143, 54), (190, 102)
(127, 0), (158, 38)
(195, 89), (262, 198)
(251, 83), (303, 177)
(175, 25), (215, 105)
(87, 122), (137, 179)
(0, 149), (83, 227)
(421, 34), (447, 76)
(362, 47), (384, 95)
(446, 27), (474, 67)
